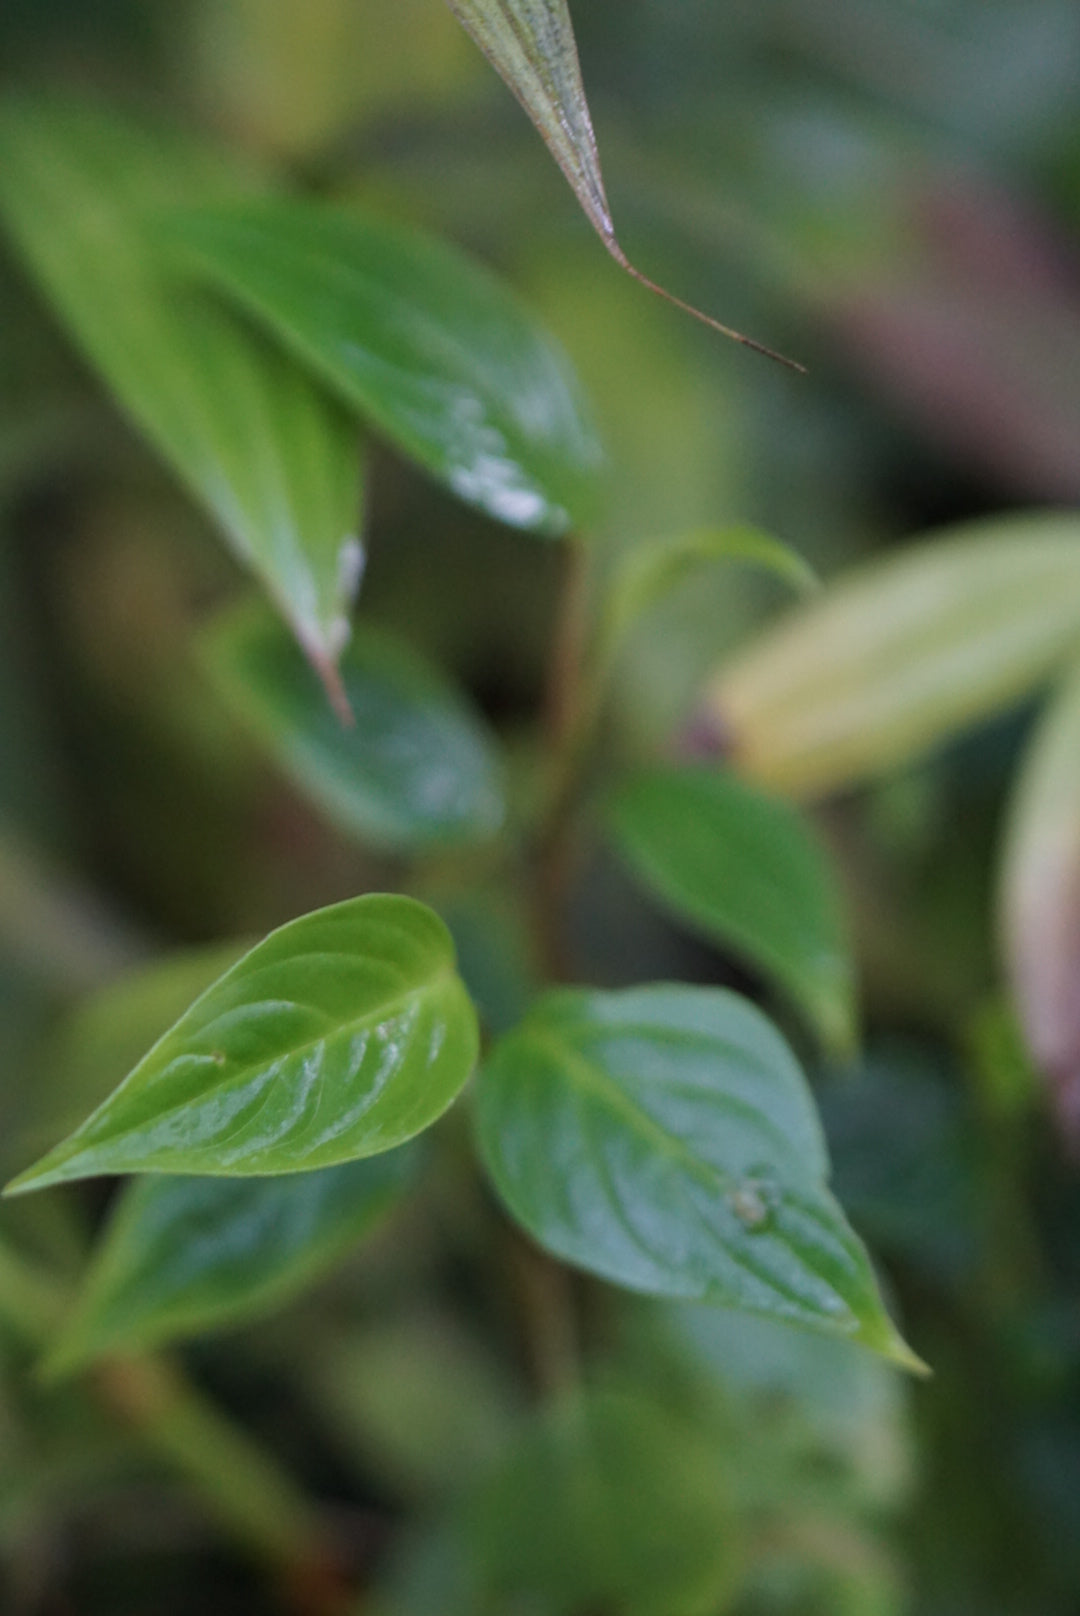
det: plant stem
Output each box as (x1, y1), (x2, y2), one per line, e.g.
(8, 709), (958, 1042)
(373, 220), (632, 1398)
(503, 536), (607, 1402)
(506, 1226), (581, 1400)
(94, 1355), (352, 1616)
(0, 1230), (350, 1615)
(533, 536), (597, 982)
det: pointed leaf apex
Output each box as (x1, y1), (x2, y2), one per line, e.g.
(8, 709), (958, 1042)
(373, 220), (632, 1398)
(859, 1314), (931, 1377)
(444, 0), (803, 369)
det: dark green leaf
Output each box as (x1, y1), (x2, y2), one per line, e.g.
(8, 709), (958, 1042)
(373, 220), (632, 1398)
(6, 895), (478, 1193)
(476, 985), (921, 1368)
(45, 1148), (420, 1376)
(608, 767), (855, 1054)
(202, 602), (505, 852)
(471, 1388), (741, 1616)
(168, 197), (603, 535)
(0, 98), (366, 687)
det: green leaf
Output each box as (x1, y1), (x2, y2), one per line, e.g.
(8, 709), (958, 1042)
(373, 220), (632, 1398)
(704, 513), (1080, 798)
(600, 526), (817, 675)
(441, 2), (803, 369)
(0, 98), (366, 691)
(442, 0), (614, 254)
(607, 767), (855, 1055)
(6, 895), (478, 1194)
(14, 943), (249, 1173)
(999, 658), (1080, 1140)
(202, 602), (506, 853)
(44, 1148), (420, 1376)
(470, 1388), (742, 1616)
(476, 985), (922, 1369)
(168, 197), (603, 536)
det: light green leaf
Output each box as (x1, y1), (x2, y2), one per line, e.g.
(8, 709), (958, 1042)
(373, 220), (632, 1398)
(14, 943), (249, 1173)
(476, 985), (921, 1369)
(608, 767), (855, 1055)
(999, 658), (1080, 1138)
(45, 1147), (420, 1376)
(441, 1), (803, 369)
(202, 602), (506, 852)
(168, 197), (603, 535)
(471, 1388), (742, 1616)
(0, 98), (365, 691)
(705, 513), (1080, 799)
(600, 526), (817, 676)
(6, 895), (478, 1194)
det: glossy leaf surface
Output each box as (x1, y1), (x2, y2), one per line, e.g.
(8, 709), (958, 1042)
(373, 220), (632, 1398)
(203, 603), (506, 852)
(7, 896), (478, 1193)
(0, 98), (365, 685)
(476, 985), (920, 1366)
(705, 514), (1080, 798)
(471, 1388), (741, 1616)
(1000, 659), (1080, 1142)
(15, 943), (248, 1173)
(608, 767), (855, 1054)
(170, 198), (603, 535)
(46, 1147), (420, 1375)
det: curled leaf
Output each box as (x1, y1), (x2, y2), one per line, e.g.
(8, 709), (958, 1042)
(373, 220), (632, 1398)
(598, 525), (816, 681)
(443, 0), (802, 369)
(1000, 661), (1080, 1144)
(702, 514), (1080, 799)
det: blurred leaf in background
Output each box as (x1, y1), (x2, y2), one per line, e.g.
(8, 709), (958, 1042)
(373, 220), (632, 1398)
(1, 2), (1080, 1614)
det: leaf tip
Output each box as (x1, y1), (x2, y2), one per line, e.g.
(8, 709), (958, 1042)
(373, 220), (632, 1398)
(620, 259), (807, 373)
(863, 1316), (931, 1378)
(3, 1140), (86, 1199)
(307, 645), (355, 727)
(3, 1162), (63, 1200)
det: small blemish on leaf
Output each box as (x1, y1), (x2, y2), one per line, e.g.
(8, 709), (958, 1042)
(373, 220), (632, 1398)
(727, 1174), (779, 1231)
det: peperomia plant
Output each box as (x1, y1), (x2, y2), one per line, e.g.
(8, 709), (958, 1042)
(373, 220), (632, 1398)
(18, 1), (1080, 1612)
(0, 78), (917, 1334)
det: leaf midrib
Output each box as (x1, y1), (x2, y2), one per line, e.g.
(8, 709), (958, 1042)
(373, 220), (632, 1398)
(44, 957), (459, 1165)
(528, 1025), (739, 1195)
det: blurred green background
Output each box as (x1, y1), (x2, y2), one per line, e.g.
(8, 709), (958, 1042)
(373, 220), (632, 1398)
(1, 2), (1079, 1612)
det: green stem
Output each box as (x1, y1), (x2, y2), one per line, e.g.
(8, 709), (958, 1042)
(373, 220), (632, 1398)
(532, 537), (604, 982)
(94, 1355), (352, 1616)
(0, 1229), (349, 1614)
(506, 1226), (581, 1400)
